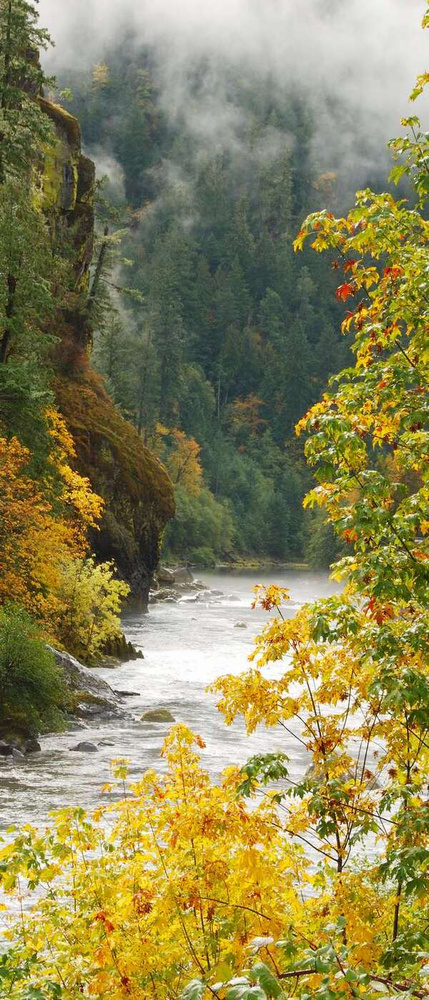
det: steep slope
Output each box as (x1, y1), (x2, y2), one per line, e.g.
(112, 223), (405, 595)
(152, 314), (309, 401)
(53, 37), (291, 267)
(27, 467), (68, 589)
(41, 97), (174, 599)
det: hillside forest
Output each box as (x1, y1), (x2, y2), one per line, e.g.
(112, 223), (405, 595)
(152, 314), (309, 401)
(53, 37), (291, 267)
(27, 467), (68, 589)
(58, 47), (361, 568)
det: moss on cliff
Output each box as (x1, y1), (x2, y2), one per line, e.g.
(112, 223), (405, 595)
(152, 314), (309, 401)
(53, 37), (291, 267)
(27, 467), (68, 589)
(55, 367), (174, 596)
(39, 98), (175, 599)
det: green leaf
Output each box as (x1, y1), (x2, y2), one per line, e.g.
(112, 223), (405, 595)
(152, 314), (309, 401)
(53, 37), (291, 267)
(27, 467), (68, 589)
(252, 963), (282, 998)
(182, 979), (206, 1000)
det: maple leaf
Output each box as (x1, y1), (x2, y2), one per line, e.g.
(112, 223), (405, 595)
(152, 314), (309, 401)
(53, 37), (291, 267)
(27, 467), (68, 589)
(336, 282), (355, 302)
(383, 266), (403, 280)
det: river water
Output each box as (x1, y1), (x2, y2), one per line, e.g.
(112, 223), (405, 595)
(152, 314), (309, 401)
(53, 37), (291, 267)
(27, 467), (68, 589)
(0, 569), (339, 833)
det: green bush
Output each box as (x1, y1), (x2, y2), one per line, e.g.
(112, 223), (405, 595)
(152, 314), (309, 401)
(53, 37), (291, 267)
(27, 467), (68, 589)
(188, 546), (217, 568)
(0, 605), (68, 737)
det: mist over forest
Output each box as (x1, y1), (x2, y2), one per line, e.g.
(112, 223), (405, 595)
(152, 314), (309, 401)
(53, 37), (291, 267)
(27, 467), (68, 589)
(30, 0), (425, 566)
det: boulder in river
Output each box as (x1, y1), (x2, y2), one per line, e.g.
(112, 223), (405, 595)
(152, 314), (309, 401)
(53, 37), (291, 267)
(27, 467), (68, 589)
(25, 739), (42, 754)
(157, 565), (176, 584)
(70, 741), (99, 753)
(49, 647), (126, 720)
(173, 566), (193, 583)
(0, 743), (25, 759)
(234, 621), (248, 629)
(141, 708), (175, 723)
(149, 588), (179, 603)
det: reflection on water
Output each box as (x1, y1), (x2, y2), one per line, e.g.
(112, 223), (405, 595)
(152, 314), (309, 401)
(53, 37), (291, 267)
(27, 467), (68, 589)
(0, 569), (340, 831)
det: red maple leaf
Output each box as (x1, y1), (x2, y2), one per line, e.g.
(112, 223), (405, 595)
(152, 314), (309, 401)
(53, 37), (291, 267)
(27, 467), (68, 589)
(336, 282), (355, 302)
(383, 266), (402, 280)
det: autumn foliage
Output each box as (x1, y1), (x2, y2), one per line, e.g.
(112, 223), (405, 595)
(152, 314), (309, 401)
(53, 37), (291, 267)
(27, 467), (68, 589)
(0, 409), (129, 658)
(0, 7), (428, 1000)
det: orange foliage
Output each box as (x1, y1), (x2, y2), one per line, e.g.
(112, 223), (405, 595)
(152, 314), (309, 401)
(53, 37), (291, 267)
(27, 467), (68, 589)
(154, 424), (203, 496)
(229, 395), (267, 437)
(0, 412), (103, 629)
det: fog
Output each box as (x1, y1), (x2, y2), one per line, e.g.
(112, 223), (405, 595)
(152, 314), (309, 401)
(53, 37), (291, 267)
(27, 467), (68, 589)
(37, 0), (428, 189)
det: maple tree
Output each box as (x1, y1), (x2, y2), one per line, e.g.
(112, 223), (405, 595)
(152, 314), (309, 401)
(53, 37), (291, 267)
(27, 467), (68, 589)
(154, 423), (204, 496)
(0, 411), (128, 658)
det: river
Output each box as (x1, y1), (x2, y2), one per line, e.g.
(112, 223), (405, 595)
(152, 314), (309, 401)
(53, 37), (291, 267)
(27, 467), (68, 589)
(0, 569), (339, 832)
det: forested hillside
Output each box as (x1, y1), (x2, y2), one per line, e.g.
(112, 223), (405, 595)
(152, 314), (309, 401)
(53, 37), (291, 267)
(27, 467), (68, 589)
(59, 47), (358, 565)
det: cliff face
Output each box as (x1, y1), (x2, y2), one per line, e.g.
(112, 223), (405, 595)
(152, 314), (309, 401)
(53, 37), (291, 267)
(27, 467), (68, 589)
(41, 99), (175, 601)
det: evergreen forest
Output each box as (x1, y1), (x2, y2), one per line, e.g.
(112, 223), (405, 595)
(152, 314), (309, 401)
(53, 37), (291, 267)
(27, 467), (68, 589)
(60, 48), (359, 566)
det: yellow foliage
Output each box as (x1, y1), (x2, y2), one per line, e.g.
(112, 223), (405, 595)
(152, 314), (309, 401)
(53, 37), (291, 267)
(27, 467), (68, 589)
(54, 556), (130, 660)
(0, 414), (128, 656)
(153, 424), (204, 496)
(92, 62), (110, 87)
(1, 726), (307, 999)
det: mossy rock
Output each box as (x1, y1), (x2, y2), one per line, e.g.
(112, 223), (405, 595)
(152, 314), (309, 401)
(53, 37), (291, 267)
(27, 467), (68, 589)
(55, 367), (175, 601)
(141, 709), (175, 723)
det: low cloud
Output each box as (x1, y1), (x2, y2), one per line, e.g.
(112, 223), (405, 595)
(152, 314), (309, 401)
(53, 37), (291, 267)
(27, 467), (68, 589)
(38, 0), (428, 191)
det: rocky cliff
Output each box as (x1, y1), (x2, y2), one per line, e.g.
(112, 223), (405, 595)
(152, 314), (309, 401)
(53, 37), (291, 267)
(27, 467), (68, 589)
(40, 98), (174, 601)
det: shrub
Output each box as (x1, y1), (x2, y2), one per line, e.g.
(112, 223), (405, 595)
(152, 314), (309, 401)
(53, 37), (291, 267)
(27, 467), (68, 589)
(54, 557), (130, 662)
(0, 605), (67, 736)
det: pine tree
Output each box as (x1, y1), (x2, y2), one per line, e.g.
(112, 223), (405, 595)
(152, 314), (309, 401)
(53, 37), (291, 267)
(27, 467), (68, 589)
(0, 0), (52, 181)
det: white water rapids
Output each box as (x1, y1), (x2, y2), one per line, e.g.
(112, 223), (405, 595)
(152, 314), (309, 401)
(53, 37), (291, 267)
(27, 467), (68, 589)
(0, 569), (340, 832)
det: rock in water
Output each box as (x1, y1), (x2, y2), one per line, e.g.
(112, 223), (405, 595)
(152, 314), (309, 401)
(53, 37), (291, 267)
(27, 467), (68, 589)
(49, 647), (125, 720)
(157, 565), (175, 583)
(25, 739), (42, 754)
(141, 709), (175, 723)
(70, 742), (99, 753)
(173, 566), (193, 583)
(234, 622), (248, 628)
(0, 743), (26, 759)
(113, 690), (140, 698)
(149, 588), (178, 603)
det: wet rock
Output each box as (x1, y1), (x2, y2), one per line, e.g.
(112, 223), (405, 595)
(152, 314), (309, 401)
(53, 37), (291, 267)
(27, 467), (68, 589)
(0, 744), (26, 759)
(149, 588), (178, 603)
(98, 739), (115, 747)
(25, 739), (42, 754)
(173, 566), (193, 583)
(70, 741), (99, 753)
(113, 690), (141, 698)
(49, 647), (126, 720)
(234, 621), (248, 629)
(157, 565), (175, 584)
(141, 708), (175, 723)
(102, 635), (144, 662)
